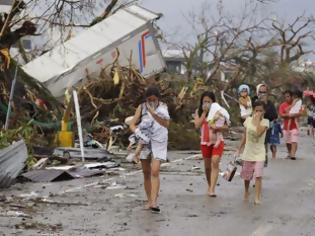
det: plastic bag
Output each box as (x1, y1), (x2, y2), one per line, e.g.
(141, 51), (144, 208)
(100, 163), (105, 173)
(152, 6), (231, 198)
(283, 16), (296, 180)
(223, 154), (238, 182)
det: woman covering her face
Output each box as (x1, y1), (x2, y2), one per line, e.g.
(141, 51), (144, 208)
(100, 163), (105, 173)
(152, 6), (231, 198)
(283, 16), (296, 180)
(237, 101), (269, 205)
(194, 91), (229, 197)
(129, 85), (170, 213)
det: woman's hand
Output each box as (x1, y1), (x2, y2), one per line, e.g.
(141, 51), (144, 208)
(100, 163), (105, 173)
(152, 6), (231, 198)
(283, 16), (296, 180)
(202, 103), (210, 113)
(252, 111), (263, 126)
(146, 102), (170, 128)
(194, 109), (206, 129)
(209, 123), (216, 130)
(146, 102), (155, 115)
(253, 112), (268, 137)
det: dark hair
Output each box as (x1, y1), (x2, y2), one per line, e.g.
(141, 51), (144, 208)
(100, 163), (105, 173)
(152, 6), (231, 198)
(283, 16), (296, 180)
(283, 90), (293, 96)
(292, 90), (303, 99)
(198, 91), (216, 116)
(253, 101), (266, 110)
(145, 85), (160, 98)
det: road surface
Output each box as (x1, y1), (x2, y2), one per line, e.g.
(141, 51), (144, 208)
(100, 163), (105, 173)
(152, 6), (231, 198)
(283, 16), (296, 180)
(0, 133), (315, 236)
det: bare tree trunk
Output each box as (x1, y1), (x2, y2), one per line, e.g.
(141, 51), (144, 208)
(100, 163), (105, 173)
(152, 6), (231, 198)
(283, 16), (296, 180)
(90, 0), (118, 26)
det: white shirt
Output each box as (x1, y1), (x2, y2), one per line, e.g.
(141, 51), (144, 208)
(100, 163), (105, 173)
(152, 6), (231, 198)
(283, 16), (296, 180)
(240, 99), (252, 118)
(290, 99), (302, 114)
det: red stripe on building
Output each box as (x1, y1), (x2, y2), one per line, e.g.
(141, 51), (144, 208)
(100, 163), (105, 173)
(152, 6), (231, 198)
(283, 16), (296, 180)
(141, 31), (150, 66)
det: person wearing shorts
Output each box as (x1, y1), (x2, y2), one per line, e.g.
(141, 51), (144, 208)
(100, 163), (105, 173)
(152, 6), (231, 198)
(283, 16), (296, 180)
(307, 115), (314, 136)
(129, 86), (170, 213)
(194, 92), (228, 197)
(237, 101), (269, 205)
(252, 84), (278, 167)
(279, 90), (303, 160)
(306, 97), (315, 138)
(268, 119), (283, 159)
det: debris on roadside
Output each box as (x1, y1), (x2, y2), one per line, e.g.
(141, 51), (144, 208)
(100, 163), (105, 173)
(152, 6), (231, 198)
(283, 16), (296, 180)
(15, 221), (63, 232)
(30, 198), (89, 207)
(52, 146), (114, 161)
(30, 158), (49, 170)
(191, 166), (201, 171)
(106, 181), (127, 190)
(0, 210), (31, 219)
(22, 5), (165, 98)
(21, 164), (116, 183)
(21, 169), (76, 182)
(114, 193), (138, 199)
(0, 140), (28, 188)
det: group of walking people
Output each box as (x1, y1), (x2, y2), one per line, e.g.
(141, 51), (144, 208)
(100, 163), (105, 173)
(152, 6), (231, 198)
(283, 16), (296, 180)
(128, 83), (307, 213)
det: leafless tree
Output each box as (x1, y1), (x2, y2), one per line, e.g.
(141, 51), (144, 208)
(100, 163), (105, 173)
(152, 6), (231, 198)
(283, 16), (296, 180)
(0, 0), (128, 64)
(170, 0), (315, 96)
(272, 15), (315, 65)
(0, 0), (125, 116)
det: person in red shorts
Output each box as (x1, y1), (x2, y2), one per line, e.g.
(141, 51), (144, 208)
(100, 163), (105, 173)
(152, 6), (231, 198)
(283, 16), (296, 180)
(279, 90), (303, 160)
(194, 91), (229, 197)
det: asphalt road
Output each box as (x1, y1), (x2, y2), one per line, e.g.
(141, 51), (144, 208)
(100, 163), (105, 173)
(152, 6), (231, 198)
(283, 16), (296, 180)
(1, 134), (315, 236)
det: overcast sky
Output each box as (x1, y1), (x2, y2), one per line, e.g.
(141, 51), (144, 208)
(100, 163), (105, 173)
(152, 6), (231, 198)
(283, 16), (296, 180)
(141, 0), (315, 60)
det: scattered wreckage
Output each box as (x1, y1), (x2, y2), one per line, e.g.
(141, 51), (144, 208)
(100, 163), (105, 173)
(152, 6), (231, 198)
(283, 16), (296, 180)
(22, 4), (165, 98)
(0, 140), (27, 188)
(0, 4), (201, 189)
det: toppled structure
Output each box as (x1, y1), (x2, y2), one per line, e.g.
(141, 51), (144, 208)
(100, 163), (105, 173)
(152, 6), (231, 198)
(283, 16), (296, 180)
(22, 4), (165, 98)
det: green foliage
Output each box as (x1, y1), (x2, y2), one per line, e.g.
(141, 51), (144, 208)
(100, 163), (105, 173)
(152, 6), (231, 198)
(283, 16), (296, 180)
(0, 123), (32, 148)
(168, 122), (200, 150)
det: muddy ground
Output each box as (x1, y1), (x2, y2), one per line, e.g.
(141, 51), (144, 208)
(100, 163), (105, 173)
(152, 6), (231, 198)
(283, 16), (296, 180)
(1, 132), (315, 236)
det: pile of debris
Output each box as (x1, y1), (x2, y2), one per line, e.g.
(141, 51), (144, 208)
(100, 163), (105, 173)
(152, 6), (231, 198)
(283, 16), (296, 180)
(0, 132), (123, 188)
(0, 140), (28, 188)
(0, 4), (208, 189)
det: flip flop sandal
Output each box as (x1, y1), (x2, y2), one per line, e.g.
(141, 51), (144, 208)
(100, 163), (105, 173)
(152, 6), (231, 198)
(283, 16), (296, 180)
(290, 157), (296, 160)
(151, 207), (161, 214)
(209, 193), (217, 197)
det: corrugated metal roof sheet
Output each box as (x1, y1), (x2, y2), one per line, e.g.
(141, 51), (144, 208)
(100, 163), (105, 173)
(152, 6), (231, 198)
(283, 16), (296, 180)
(22, 167), (106, 182)
(0, 140), (27, 188)
(22, 169), (73, 182)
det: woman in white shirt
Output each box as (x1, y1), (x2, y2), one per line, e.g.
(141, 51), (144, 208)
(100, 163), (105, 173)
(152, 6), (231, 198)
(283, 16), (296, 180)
(129, 86), (170, 213)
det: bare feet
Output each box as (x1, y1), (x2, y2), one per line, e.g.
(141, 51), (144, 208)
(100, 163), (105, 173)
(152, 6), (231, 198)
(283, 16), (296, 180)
(244, 192), (250, 201)
(208, 191), (217, 197)
(144, 201), (152, 210)
(254, 199), (261, 205)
